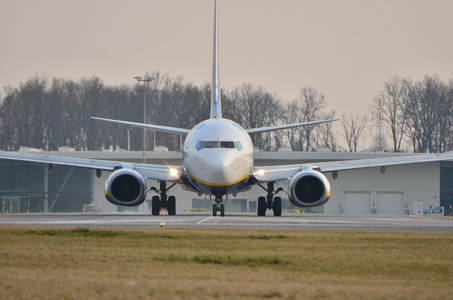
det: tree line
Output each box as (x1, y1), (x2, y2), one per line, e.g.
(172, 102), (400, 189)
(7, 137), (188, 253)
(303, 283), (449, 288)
(373, 75), (453, 153)
(0, 73), (337, 152)
(0, 73), (452, 153)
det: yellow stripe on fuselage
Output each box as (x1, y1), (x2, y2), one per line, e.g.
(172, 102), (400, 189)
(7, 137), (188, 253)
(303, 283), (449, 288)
(189, 174), (249, 187)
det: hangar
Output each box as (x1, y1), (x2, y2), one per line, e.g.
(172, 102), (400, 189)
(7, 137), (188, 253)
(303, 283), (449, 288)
(1, 150), (452, 215)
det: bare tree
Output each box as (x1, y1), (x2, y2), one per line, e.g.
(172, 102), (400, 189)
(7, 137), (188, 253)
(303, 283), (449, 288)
(342, 113), (367, 152)
(285, 87), (327, 151)
(445, 80), (453, 151)
(227, 83), (283, 150)
(312, 110), (338, 152)
(373, 76), (408, 152)
(0, 74), (49, 150)
(403, 75), (449, 153)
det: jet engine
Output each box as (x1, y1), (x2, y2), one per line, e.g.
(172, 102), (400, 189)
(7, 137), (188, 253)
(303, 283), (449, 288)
(288, 169), (331, 207)
(104, 169), (147, 206)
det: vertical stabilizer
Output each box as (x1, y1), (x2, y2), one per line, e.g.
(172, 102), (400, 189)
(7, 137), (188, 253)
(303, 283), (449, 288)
(210, 0), (222, 118)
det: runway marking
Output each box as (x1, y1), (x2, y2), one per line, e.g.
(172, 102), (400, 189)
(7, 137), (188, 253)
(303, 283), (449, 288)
(197, 216), (213, 224)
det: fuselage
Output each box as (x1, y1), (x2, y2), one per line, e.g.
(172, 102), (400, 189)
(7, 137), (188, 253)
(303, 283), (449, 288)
(183, 118), (254, 198)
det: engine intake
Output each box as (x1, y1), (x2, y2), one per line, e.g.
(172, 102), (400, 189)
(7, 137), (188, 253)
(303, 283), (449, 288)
(105, 169), (147, 206)
(288, 170), (331, 207)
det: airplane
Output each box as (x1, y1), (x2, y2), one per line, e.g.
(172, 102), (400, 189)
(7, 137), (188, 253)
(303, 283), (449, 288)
(1, 0), (453, 217)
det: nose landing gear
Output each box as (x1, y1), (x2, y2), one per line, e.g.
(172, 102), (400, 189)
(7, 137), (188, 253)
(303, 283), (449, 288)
(212, 203), (225, 217)
(212, 195), (225, 217)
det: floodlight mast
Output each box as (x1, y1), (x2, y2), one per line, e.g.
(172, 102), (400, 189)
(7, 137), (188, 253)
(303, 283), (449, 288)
(134, 74), (155, 163)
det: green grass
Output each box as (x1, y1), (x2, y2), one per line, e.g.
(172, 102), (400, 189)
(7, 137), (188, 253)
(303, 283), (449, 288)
(1, 226), (452, 299)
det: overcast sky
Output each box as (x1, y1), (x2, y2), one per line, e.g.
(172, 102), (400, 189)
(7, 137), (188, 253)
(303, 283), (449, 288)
(1, 0), (452, 118)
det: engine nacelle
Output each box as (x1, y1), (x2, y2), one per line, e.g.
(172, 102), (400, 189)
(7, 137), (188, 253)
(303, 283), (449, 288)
(104, 169), (147, 207)
(288, 169), (331, 207)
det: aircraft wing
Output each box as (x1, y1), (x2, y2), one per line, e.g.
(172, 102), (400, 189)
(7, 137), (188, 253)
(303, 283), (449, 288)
(246, 119), (339, 134)
(252, 152), (453, 182)
(91, 117), (191, 135)
(0, 152), (181, 182)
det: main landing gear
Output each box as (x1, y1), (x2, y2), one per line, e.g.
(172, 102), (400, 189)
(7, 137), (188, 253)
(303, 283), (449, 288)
(257, 182), (283, 217)
(149, 181), (177, 216)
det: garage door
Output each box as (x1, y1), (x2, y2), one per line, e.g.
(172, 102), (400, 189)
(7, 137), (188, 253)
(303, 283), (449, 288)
(377, 192), (404, 215)
(343, 192), (371, 214)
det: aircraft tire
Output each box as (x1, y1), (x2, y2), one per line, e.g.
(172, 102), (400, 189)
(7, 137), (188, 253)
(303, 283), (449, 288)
(273, 197), (282, 217)
(258, 196), (266, 216)
(220, 204), (225, 217)
(168, 196), (176, 215)
(152, 196), (161, 216)
(212, 204), (218, 217)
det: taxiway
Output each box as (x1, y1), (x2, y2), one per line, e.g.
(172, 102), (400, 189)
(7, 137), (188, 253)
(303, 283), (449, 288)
(1, 213), (452, 231)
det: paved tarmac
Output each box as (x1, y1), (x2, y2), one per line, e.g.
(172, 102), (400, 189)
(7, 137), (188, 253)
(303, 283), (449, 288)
(1, 213), (453, 231)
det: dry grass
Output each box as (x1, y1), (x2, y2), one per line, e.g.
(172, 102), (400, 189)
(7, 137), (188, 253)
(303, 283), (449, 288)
(0, 226), (452, 299)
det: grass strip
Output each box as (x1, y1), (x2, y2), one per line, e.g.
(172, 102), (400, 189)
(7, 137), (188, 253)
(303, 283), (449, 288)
(1, 226), (452, 299)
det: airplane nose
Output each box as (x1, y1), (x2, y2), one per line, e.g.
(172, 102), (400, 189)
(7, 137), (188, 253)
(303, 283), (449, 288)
(204, 153), (236, 183)
(208, 154), (234, 169)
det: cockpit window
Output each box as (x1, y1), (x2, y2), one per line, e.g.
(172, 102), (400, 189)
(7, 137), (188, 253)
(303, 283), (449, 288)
(196, 140), (243, 151)
(220, 141), (235, 148)
(204, 141), (219, 148)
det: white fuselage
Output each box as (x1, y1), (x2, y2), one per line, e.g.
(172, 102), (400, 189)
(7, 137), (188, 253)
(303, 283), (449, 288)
(183, 118), (254, 197)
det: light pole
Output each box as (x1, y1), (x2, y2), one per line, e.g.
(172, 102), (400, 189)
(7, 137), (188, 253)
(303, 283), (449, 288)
(134, 74), (155, 163)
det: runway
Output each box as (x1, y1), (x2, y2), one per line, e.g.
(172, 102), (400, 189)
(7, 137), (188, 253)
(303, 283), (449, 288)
(1, 213), (453, 231)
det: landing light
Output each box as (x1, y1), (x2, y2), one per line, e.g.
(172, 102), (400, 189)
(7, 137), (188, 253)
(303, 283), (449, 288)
(170, 168), (179, 177)
(257, 169), (265, 176)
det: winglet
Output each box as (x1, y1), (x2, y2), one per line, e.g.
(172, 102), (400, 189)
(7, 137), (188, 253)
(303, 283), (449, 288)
(210, 0), (222, 119)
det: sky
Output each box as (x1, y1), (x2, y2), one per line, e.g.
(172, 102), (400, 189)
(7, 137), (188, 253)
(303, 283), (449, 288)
(1, 0), (453, 120)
